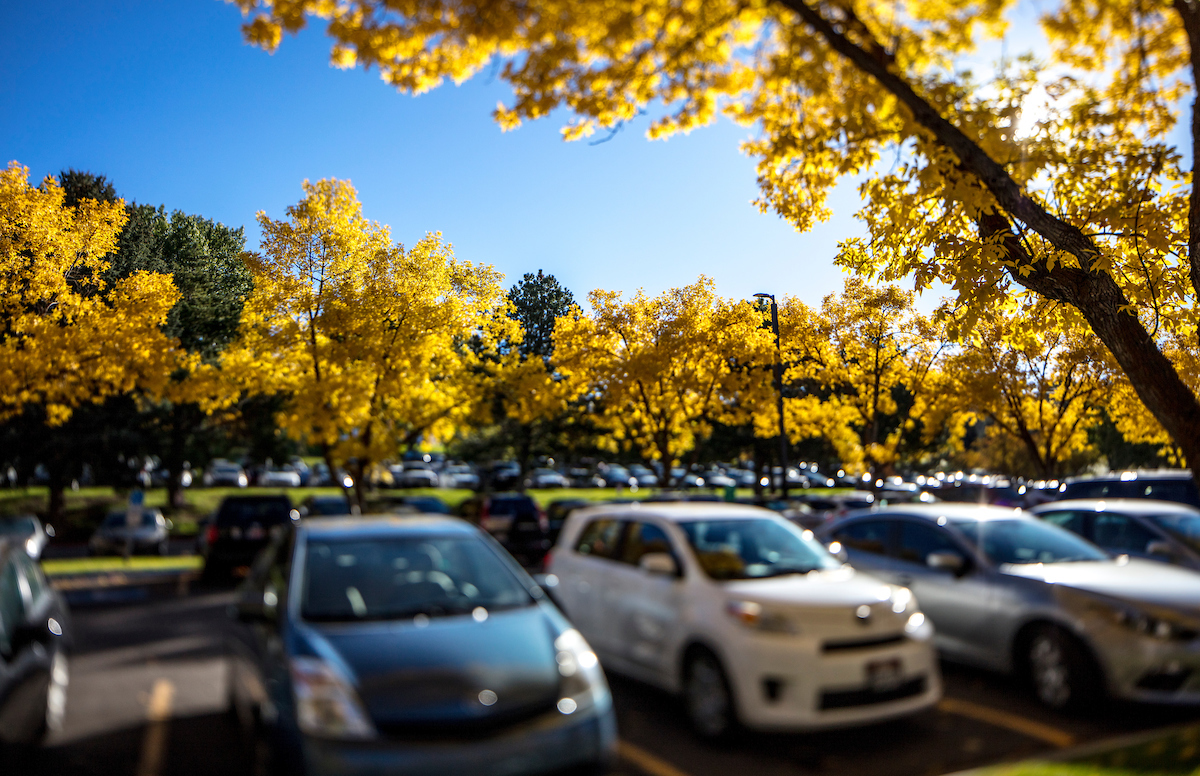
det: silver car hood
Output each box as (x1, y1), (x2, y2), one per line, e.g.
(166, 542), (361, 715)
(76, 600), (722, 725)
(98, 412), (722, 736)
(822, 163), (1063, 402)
(722, 566), (894, 607)
(1002, 558), (1200, 609)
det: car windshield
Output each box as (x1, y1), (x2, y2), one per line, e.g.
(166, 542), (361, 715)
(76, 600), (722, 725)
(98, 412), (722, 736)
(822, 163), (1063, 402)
(951, 518), (1108, 565)
(678, 518), (841, 580)
(301, 535), (533, 621)
(1147, 512), (1200, 554)
(0, 517), (37, 535)
(103, 512), (158, 528)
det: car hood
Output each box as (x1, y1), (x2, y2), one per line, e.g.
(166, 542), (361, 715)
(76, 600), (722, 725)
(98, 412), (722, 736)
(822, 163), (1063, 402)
(722, 566), (894, 607)
(301, 605), (561, 731)
(1003, 558), (1200, 609)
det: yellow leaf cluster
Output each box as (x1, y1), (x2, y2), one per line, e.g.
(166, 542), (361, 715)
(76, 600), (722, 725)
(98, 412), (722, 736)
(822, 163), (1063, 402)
(0, 162), (187, 425)
(224, 177), (508, 477)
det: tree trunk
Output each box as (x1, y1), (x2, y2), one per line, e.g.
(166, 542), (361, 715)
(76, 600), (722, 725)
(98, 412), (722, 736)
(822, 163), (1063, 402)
(45, 465), (66, 525)
(324, 447), (358, 514)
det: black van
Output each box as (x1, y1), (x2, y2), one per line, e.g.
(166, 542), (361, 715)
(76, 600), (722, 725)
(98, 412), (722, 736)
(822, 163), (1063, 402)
(201, 495), (295, 584)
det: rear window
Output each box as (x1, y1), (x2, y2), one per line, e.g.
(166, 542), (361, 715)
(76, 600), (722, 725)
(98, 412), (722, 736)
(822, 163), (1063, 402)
(1063, 479), (1200, 506)
(486, 497), (537, 516)
(0, 517), (37, 536)
(217, 498), (293, 526)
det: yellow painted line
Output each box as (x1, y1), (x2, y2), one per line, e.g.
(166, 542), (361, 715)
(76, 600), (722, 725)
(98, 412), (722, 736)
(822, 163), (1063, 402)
(938, 697), (1075, 748)
(136, 679), (176, 776)
(618, 739), (692, 776)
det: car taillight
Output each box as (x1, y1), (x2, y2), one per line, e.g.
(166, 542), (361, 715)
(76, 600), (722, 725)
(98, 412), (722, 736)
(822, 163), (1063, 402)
(206, 524), (219, 546)
(538, 509), (549, 533)
(479, 501), (490, 522)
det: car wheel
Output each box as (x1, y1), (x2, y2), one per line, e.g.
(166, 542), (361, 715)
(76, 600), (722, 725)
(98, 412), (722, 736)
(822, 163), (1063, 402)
(684, 648), (737, 738)
(1027, 624), (1101, 710)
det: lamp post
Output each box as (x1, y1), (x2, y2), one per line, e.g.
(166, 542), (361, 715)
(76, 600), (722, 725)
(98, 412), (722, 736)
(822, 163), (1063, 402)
(754, 293), (789, 499)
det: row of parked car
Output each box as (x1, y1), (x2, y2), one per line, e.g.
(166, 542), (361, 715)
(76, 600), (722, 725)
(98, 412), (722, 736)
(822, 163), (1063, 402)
(5, 470), (1200, 770)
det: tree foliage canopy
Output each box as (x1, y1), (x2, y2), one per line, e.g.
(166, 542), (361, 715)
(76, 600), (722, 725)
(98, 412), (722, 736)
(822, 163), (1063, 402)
(229, 0), (1200, 473)
(0, 163), (186, 425)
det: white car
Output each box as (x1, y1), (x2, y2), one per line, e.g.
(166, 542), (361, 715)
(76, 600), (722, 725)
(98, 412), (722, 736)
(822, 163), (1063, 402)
(546, 503), (940, 736)
(258, 467), (302, 487)
(392, 461), (440, 488)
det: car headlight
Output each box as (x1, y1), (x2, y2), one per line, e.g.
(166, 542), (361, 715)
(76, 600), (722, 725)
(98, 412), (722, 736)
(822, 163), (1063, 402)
(290, 656), (376, 740)
(890, 587), (913, 614)
(1114, 608), (1200, 641)
(725, 600), (798, 634)
(554, 628), (607, 714)
(904, 612), (933, 640)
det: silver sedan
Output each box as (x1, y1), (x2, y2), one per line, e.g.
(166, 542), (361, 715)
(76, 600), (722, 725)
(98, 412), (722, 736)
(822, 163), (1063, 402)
(820, 503), (1200, 710)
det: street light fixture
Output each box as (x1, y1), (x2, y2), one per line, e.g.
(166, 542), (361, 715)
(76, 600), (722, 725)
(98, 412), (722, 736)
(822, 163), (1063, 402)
(754, 293), (789, 499)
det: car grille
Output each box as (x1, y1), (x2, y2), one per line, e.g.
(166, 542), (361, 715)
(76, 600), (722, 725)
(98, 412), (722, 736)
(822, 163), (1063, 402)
(373, 699), (558, 742)
(819, 676), (926, 710)
(821, 634), (906, 653)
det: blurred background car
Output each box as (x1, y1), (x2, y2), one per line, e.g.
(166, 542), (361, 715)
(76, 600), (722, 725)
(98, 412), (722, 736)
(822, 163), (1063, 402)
(0, 538), (70, 747)
(822, 503), (1200, 710)
(257, 466), (301, 488)
(0, 514), (53, 560)
(627, 464), (659, 488)
(1031, 499), (1200, 571)
(459, 493), (551, 568)
(547, 503), (940, 737)
(201, 495), (295, 584)
(297, 495), (354, 517)
(1059, 471), (1200, 508)
(226, 516), (616, 776)
(596, 464), (634, 489)
(485, 462), (523, 491)
(202, 460), (249, 488)
(438, 463), (480, 490)
(88, 509), (171, 556)
(526, 468), (569, 489)
(567, 467), (606, 489)
(545, 498), (593, 544)
(391, 461), (440, 489)
(381, 494), (452, 515)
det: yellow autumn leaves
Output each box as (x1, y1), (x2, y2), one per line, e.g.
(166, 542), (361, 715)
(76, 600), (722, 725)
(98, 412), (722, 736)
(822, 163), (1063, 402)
(0, 163), (187, 425)
(0, 160), (1158, 480)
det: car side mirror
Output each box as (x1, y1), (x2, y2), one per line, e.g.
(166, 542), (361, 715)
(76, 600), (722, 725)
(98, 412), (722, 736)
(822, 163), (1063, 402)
(927, 551), (967, 575)
(44, 524), (55, 538)
(1146, 540), (1175, 558)
(232, 589), (279, 623)
(639, 552), (679, 577)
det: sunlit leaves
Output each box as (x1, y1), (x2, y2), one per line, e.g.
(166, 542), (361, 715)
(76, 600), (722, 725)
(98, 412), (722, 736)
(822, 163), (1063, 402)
(0, 162), (187, 425)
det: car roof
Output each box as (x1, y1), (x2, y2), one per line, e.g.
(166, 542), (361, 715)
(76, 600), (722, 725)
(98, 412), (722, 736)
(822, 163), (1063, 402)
(300, 515), (475, 539)
(568, 501), (779, 522)
(1067, 470), (1193, 483)
(850, 503), (1030, 522)
(1033, 498), (1200, 515)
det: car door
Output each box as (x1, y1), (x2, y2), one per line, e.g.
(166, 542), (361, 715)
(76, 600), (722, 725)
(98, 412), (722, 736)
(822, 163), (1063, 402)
(551, 517), (624, 657)
(1090, 511), (1165, 561)
(229, 530), (291, 730)
(892, 519), (1002, 666)
(605, 520), (683, 681)
(0, 550), (52, 744)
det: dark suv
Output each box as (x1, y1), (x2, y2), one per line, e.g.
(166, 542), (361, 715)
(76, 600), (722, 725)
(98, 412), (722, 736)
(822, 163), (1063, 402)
(458, 494), (549, 568)
(1060, 471), (1200, 507)
(202, 495), (295, 583)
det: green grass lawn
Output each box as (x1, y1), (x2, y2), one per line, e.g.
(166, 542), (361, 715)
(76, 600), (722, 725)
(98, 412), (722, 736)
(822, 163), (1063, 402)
(41, 555), (203, 577)
(974, 724), (1200, 776)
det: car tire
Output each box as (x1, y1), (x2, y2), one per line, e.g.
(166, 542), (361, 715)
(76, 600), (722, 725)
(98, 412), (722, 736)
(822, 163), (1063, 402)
(1026, 624), (1102, 711)
(683, 647), (738, 739)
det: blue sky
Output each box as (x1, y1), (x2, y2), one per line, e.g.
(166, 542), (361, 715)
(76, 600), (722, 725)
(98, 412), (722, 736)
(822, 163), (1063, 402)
(1, 0), (879, 309)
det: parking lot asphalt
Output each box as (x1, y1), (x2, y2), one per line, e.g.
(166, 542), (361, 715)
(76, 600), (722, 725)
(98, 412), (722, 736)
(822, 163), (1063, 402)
(6, 589), (1200, 776)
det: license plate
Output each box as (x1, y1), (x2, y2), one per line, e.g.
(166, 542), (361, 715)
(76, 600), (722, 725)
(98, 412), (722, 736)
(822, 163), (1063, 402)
(866, 658), (902, 691)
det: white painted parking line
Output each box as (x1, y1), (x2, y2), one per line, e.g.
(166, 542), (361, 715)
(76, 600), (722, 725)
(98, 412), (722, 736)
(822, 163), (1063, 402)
(136, 679), (176, 776)
(938, 698), (1075, 748)
(619, 739), (693, 776)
